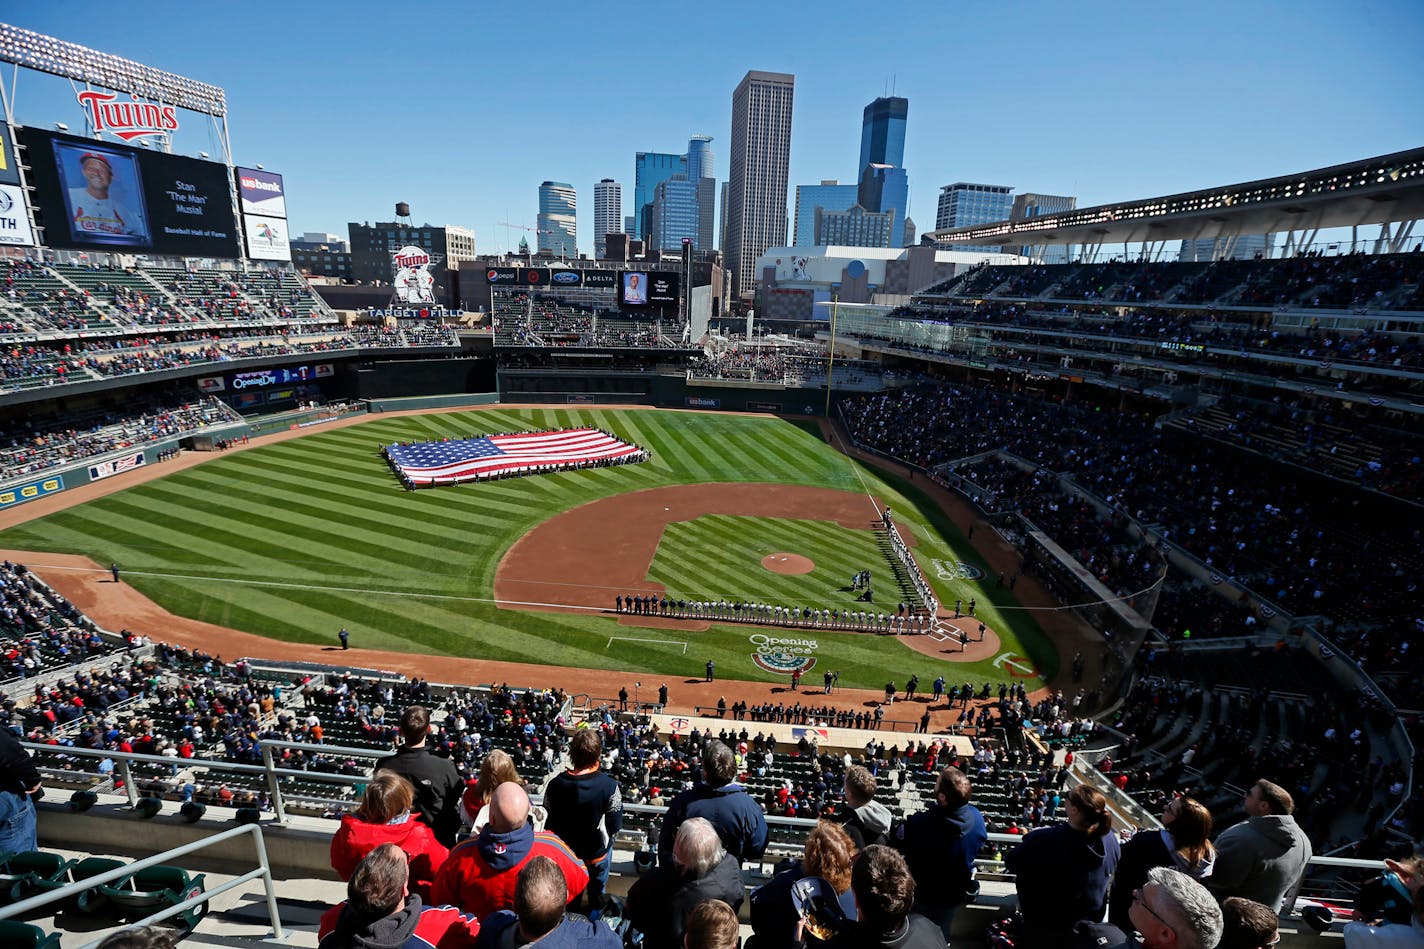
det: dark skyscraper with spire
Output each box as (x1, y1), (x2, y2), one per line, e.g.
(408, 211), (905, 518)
(859, 96), (908, 172)
(857, 96), (909, 246)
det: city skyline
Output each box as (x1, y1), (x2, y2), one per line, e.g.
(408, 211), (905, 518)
(3, 2), (1421, 258)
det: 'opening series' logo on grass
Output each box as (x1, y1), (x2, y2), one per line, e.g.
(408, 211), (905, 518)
(749, 633), (817, 675)
(931, 559), (984, 581)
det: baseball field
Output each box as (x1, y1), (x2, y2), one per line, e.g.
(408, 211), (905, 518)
(0, 406), (1059, 691)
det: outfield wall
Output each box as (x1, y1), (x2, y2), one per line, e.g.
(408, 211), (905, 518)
(497, 368), (827, 415)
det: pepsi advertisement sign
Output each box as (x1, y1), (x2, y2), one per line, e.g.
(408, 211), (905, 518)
(486, 267), (519, 283)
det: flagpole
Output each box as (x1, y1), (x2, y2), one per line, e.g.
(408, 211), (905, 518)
(823, 291), (839, 418)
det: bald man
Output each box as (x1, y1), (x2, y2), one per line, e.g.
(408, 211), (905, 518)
(433, 782), (589, 920)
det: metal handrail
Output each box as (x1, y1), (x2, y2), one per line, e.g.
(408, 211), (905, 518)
(24, 739), (1392, 905)
(0, 822), (283, 945)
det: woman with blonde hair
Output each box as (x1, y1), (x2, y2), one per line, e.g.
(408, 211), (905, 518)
(460, 750), (545, 831)
(749, 821), (859, 948)
(1109, 795), (1216, 930)
(329, 770), (448, 898)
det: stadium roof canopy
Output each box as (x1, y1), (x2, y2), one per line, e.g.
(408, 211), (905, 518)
(928, 147), (1424, 250)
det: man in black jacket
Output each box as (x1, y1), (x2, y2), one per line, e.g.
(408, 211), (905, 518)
(627, 817), (744, 949)
(827, 846), (944, 949)
(542, 727), (623, 913)
(374, 706), (463, 847)
(658, 740), (767, 867)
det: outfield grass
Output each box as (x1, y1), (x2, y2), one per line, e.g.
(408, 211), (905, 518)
(0, 407), (1058, 689)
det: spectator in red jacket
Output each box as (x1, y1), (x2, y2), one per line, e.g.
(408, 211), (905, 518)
(331, 771), (449, 900)
(432, 781), (587, 919)
(319, 844), (479, 949)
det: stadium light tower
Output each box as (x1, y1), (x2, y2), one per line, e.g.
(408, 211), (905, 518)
(0, 22), (241, 262)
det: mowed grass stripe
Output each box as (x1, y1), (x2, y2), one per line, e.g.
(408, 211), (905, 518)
(648, 420), (720, 483)
(140, 474), (475, 558)
(60, 491), (359, 574)
(123, 483), (402, 576)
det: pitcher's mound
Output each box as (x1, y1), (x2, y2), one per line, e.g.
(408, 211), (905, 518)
(762, 553), (815, 575)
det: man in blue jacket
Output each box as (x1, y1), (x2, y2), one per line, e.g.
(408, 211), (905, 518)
(890, 766), (987, 942)
(658, 739), (768, 867)
(542, 726), (623, 913)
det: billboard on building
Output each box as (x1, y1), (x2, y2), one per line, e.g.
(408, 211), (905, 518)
(0, 185), (35, 246)
(620, 271), (678, 309)
(19, 127), (238, 257)
(485, 268), (619, 288)
(244, 214), (291, 261)
(0, 124), (19, 186)
(236, 167), (287, 218)
(392, 245), (437, 303)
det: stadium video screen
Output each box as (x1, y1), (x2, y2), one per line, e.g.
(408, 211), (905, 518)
(619, 271), (679, 309)
(18, 127), (239, 257)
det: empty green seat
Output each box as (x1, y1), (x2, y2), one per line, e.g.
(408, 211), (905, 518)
(94, 864), (208, 930)
(0, 920), (62, 949)
(0, 851), (74, 905)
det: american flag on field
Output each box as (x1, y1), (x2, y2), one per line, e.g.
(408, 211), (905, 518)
(386, 428), (645, 485)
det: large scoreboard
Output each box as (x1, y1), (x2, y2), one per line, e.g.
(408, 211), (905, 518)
(19, 126), (239, 257)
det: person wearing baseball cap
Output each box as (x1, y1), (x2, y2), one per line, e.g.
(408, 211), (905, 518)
(66, 148), (145, 240)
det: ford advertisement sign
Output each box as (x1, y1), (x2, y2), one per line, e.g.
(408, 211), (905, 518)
(550, 270), (581, 285)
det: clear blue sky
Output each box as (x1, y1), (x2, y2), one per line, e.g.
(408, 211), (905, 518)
(8, 1), (1423, 256)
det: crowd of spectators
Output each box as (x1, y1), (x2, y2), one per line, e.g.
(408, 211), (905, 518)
(492, 292), (679, 350)
(841, 383), (1423, 710)
(1, 394), (239, 482)
(934, 250), (1424, 312)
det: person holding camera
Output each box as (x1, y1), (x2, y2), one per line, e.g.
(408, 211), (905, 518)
(1343, 857), (1424, 948)
(749, 822), (859, 949)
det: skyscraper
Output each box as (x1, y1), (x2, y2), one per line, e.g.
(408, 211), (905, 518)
(537, 181), (577, 258)
(686, 134), (717, 252)
(794, 180), (858, 246)
(857, 164), (909, 247)
(650, 177), (699, 251)
(815, 204), (895, 248)
(633, 152), (686, 240)
(1010, 192), (1077, 263)
(859, 96), (908, 172)
(594, 179), (622, 257)
(727, 70), (794, 297)
(936, 182), (1013, 252)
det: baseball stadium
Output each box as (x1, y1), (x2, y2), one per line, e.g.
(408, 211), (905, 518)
(0, 20), (1419, 949)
